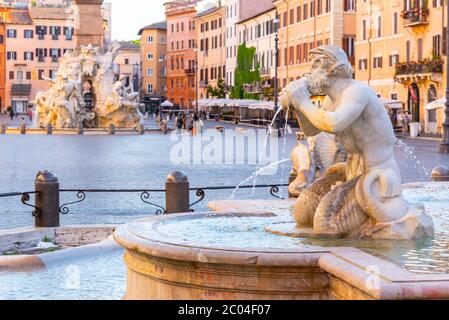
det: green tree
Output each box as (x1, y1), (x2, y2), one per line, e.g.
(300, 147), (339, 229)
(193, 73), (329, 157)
(207, 78), (226, 98)
(231, 44), (261, 100)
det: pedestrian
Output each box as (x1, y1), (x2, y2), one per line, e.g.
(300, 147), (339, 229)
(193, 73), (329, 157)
(176, 114), (183, 134)
(188, 117), (194, 135)
(9, 109), (14, 121)
(182, 113), (187, 130)
(27, 108), (33, 122)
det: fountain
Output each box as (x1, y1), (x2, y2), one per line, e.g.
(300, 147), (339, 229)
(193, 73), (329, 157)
(33, 44), (144, 129)
(33, 0), (143, 130)
(114, 46), (447, 300)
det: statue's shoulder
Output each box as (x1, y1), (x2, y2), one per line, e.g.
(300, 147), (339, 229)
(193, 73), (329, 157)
(343, 81), (373, 100)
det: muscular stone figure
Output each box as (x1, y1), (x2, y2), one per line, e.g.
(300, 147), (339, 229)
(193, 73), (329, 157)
(280, 45), (433, 239)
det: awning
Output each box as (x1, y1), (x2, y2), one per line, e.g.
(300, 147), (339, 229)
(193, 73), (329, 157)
(380, 99), (404, 109)
(425, 98), (446, 111)
(11, 84), (31, 96)
(248, 101), (275, 111)
(161, 100), (174, 108)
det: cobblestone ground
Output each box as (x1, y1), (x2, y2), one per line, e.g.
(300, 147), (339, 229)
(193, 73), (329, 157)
(1, 115), (448, 229)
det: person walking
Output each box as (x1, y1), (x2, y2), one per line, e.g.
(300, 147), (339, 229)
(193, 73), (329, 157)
(9, 109), (14, 121)
(27, 109), (33, 122)
(176, 114), (183, 134)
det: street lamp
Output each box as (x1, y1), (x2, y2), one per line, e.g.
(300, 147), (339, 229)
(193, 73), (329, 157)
(194, 47), (199, 114)
(272, 11), (281, 138)
(440, 2), (449, 153)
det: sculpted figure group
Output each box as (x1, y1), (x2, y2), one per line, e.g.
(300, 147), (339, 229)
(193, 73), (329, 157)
(282, 45), (434, 240)
(34, 43), (144, 129)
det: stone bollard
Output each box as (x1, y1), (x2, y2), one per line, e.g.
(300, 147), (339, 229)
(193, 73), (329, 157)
(20, 122), (27, 134)
(137, 123), (145, 135)
(77, 123), (84, 135)
(46, 124), (53, 135)
(431, 166), (449, 182)
(108, 123), (116, 135)
(35, 171), (60, 228)
(0, 124), (6, 134)
(165, 171), (190, 214)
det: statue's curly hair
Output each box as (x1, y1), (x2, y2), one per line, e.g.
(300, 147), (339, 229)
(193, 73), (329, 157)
(309, 46), (354, 80)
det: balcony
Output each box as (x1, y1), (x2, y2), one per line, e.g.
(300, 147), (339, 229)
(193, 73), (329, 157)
(401, 6), (429, 27)
(184, 68), (195, 75)
(395, 59), (444, 84)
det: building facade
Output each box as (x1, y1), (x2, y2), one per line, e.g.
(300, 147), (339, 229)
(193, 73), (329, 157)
(138, 21), (167, 99)
(274, 0), (356, 89)
(114, 41), (141, 91)
(165, 0), (198, 109)
(236, 6), (277, 95)
(195, 4), (225, 99)
(0, 0), (110, 113)
(355, 0), (446, 133)
(225, 0), (273, 88)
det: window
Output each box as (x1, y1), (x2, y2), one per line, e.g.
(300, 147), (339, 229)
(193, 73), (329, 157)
(9, 71), (14, 80)
(38, 69), (45, 80)
(290, 9), (294, 25)
(310, 1), (315, 17)
(389, 54), (400, 67)
(36, 26), (47, 39)
(303, 3), (308, 20)
(358, 58), (368, 70)
(7, 29), (17, 38)
(17, 71), (23, 81)
(373, 56), (383, 69)
(147, 84), (154, 94)
(377, 16), (382, 38)
(147, 68), (153, 76)
(148, 35), (153, 43)
(406, 40), (411, 62)
(7, 51), (17, 60)
(49, 26), (60, 40)
(147, 53), (154, 60)
(24, 30), (33, 39)
(26, 71), (31, 80)
(393, 13), (399, 35)
(64, 27), (74, 40)
(49, 70), (57, 79)
(24, 52), (34, 61)
(418, 38), (423, 61)
(125, 58), (129, 65)
(433, 35), (442, 58)
(344, 0), (355, 11)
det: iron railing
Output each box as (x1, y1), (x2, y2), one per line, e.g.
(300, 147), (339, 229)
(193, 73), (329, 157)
(0, 191), (40, 217)
(1, 183), (289, 219)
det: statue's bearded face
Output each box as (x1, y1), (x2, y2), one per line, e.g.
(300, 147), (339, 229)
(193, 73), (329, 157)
(308, 56), (332, 96)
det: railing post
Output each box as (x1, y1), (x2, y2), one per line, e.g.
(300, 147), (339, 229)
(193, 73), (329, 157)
(165, 171), (190, 214)
(35, 171), (60, 227)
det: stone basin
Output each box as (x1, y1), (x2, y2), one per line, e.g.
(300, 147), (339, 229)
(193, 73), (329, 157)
(114, 182), (449, 300)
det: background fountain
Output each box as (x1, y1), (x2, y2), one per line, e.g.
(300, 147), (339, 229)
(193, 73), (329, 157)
(33, 0), (143, 130)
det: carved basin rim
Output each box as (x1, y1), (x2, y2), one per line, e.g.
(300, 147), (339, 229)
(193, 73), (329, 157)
(113, 211), (347, 267)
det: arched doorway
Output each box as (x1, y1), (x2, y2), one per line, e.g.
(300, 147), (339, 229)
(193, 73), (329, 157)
(408, 83), (420, 122)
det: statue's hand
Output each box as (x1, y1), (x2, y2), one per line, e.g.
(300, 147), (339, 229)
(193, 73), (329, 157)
(286, 78), (311, 106)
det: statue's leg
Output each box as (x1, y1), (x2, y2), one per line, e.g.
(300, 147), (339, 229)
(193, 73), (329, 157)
(313, 177), (368, 237)
(293, 171), (346, 226)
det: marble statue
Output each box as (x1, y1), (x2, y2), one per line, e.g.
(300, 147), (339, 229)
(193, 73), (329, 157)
(34, 43), (144, 129)
(289, 132), (346, 197)
(280, 45), (434, 240)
